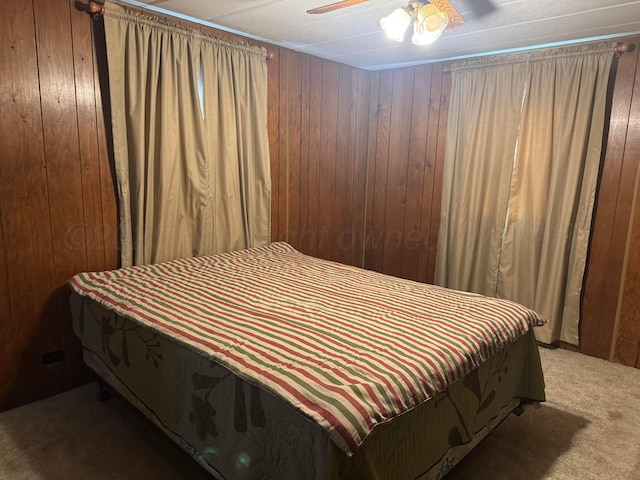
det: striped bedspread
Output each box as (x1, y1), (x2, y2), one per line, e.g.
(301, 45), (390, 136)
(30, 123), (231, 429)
(69, 242), (546, 455)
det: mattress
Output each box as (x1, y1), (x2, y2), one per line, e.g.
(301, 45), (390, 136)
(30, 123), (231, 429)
(69, 242), (546, 479)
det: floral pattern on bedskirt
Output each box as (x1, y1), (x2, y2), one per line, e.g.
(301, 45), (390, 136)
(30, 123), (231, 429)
(70, 292), (545, 480)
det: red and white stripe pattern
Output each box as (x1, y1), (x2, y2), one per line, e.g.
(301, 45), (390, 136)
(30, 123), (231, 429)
(69, 242), (546, 455)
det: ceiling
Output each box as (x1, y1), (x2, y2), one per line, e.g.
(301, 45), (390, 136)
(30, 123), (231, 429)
(122, 0), (640, 70)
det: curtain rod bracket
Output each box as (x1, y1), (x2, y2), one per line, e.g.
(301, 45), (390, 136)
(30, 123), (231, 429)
(75, 1), (105, 20)
(615, 42), (635, 57)
(88, 1), (105, 19)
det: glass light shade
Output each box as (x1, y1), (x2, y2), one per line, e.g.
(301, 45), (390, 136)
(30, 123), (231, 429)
(380, 8), (412, 42)
(412, 4), (448, 45)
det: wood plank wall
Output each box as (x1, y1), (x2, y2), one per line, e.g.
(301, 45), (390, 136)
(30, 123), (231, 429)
(0, 0), (118, 410)
(580, 38), (640, 365)
(364, 65), (451, 284)
(269, 51), (372, 268)
(1, 0), (640, 411)
(604, 39), (640, 367)
(267, 56), (452, 284)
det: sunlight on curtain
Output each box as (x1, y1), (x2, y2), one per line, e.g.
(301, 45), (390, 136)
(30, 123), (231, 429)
(435, 43), (614, 345)
(103, 2), (270, 267)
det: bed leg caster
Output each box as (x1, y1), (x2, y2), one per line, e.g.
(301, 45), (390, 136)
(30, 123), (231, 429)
(512, 405), (525, 416)
(97, 379), (111, 402)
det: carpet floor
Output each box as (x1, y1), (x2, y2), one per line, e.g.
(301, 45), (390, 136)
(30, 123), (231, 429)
(1, 346), (639, 479)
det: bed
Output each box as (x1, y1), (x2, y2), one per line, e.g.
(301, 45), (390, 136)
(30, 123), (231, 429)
(68, 241), (546, 479)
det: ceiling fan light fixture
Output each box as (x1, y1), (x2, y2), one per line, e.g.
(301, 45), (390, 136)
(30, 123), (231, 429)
(411, 4), (448, 45)
(380, 7), (412, 42)
(381, 1), (464, 46)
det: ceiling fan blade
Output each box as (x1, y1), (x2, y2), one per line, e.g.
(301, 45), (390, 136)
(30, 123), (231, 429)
(453, 0), (496, 18)
(307, 0), (369, 15)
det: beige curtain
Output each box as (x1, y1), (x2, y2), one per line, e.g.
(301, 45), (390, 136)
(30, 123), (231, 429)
(104, 2), (270, 267)
(435, 43), (614, 345)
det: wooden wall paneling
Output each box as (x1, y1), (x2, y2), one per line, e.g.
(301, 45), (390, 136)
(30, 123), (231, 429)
(267, 47), (281, 243)
(0, 217), (13, 403)
(0, 0), (59, 409)
(581, 44), (640, 359)
(297, 55), (311, 255)
(417, 64), (443, 283)
(363, 72), (381, 270)
(34, 0), (88, 274)
(333, 65), (354, 265)
(317, 61), (340, 261)
(34, 0), (91, 393)
(367, 70), (394, 272)
(602, 48), (640, 359)
(360, 63), (449, 283)
(616, 189), (640, 366)
(286, 51), (303, 250)
(70, 3), (106, 274)
(381, 68), (415, 279)
(401, 64), (433, 282)
(340, 66), (359, 266)
(350, 69), (372, 268)
(425, 66), (451, 284)
(277, 50), (289, 242)
(612, 50), (640, 366)
(304, 57), (323, 258)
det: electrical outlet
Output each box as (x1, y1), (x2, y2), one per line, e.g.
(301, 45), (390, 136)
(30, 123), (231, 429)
(42, 350), (64, 365)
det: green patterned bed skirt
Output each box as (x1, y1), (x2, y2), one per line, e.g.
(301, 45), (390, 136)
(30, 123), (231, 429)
(71, 293), (545, 480)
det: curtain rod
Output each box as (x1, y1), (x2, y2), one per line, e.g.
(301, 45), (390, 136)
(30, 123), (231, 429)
(442, 42), (634, 74)
(77, 1), (276, 60)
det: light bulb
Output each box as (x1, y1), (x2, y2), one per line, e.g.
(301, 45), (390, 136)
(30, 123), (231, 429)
(412, 4), (448, 45)
(380, 8), (411, 43)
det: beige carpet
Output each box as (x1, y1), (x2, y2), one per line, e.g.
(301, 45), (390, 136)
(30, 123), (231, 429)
(452, 347), (640, 479)
(1, 347), (639, 479)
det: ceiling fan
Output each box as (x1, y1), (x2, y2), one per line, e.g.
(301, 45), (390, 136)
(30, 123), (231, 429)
(306, 0), (496, 18)
(306, 0), (495, 45)
(307, 0), (368, 15)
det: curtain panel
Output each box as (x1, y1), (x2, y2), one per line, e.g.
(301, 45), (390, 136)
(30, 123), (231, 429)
(435, 43), (614, 345)
(103, 2), (271, 267)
